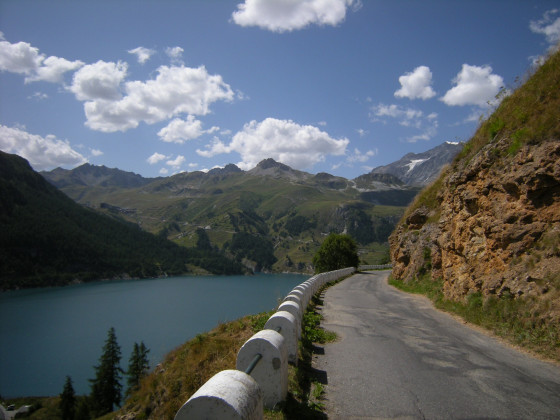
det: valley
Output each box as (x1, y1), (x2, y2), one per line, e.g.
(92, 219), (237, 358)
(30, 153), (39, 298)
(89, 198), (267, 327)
(41, 143), (462, 274)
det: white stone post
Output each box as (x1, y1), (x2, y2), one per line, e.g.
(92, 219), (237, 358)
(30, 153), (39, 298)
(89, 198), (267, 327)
(174, 370), (263, 420)
(283, 293), (304, 314)
(277, 300), (302, 336)
(264, 311), (298, 364)
(236, 330), (288, 409)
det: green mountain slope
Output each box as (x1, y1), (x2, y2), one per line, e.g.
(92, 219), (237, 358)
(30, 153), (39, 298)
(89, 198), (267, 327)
(0, 152), (244, 290)
(43, 159), (412, 272)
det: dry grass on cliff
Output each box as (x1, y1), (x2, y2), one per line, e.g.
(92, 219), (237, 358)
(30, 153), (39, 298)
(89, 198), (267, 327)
(456, 46), (560, 165)
(401, 47), (560, 225)
(114, 311), (273, 419)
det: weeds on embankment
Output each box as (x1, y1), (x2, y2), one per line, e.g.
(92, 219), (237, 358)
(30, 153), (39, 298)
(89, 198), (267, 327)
(389, 273), (560, 362)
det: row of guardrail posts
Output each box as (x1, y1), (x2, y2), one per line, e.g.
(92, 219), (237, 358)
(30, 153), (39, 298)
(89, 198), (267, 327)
(174, 267), (356, 420)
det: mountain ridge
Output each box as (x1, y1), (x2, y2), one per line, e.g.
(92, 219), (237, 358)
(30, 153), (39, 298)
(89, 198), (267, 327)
(0, 151), (245, 290)
(369, 141), (464, 186)
(42, 141), (460, 191)
(37, 142), (461, 275)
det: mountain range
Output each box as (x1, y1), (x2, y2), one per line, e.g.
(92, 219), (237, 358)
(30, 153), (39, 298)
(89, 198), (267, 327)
(37, 142), (461, 275)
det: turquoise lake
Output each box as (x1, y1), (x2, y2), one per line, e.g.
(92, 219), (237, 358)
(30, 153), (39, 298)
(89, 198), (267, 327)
(0, 273), (307, 398)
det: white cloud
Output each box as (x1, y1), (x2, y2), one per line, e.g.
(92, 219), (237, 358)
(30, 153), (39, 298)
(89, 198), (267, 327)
(79, 65), (234, 132)
(347, 147), (376, 163)
(159, 167), (169, 175)
(166, 155), (186, 169)
(197, 117), (349, 170)
(408, 121), (438, 143)
(0, 125), (87, 170)
(90, 148), (103, 157)
(371, 103), (438, 142)
(530, 9), (560, 45)
(0, 36), (83, 83)
(0, 38), (43, 74)
(128, 46), (156, 64)
(231, 0), (360, 32)
(28, 91), (48, 100)
(441, 64), (503, 107)
(371, 103), (423, 125)
(394, 65), (436, 100)
(69, 60), (127, 101)
(165, 46), (184, 64)
(26, 55), (84, 83)
(157, 115), (218, 143)
(147, 152), (168, 164)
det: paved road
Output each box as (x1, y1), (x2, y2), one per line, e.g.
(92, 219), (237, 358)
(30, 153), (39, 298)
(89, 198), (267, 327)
(314, 271), (560, 419)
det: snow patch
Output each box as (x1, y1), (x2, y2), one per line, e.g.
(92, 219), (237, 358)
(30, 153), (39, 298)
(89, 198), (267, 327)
(404, 158), (429, 173)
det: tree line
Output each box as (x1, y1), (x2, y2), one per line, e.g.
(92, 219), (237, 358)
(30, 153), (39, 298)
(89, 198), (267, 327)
(59, 327), (149, 420)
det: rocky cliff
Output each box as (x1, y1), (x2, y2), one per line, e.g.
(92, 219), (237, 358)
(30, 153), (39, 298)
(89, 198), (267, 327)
(389, 48), (560, 339)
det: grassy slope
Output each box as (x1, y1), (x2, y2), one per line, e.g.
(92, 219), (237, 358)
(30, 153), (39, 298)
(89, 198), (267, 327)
(56, 168), (403, 272)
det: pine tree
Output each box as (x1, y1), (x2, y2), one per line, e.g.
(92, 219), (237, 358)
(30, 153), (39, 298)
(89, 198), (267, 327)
(59, 375), (76, 420)
(126, 341), (150, 395)
(89, 327), (123, 416)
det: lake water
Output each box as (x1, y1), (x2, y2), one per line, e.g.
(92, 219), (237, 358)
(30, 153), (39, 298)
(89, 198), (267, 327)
(0, 273), (307, 398)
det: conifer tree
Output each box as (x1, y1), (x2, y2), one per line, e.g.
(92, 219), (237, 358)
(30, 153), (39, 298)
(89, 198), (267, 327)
(59, 375), (76, 420)
(89, 327), (123, 416)
(126, 341), (150, 395)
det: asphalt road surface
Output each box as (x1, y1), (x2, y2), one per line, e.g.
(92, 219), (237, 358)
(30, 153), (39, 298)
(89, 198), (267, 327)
(314, 271), (560, 419)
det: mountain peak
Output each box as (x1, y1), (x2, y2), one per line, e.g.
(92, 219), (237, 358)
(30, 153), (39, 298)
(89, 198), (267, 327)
(42, 163), (154, 189)
(256, 158), (291, 171)
(207, 163), (243, 176)
(370, 141), (463, 186)
(247, 158), (311, 182)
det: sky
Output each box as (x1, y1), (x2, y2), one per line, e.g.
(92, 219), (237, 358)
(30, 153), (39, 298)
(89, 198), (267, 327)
(1, 0), (559, 179)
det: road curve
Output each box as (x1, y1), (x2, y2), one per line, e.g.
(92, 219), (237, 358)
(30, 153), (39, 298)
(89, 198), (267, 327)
(314, 271), (560, 419)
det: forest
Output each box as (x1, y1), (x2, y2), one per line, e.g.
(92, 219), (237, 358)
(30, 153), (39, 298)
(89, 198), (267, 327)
(0, 151), (245, 290)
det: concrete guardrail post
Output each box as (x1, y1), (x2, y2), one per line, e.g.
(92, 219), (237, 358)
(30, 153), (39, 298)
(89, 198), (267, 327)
(293, 285), (311, 307)
(277, 300), (301, 337)
(174, 369), (263, 420)
(288, 288), (306, 308)
(283, 293), (304, 314)
(236, 330), (288, 409)
(264, 311), (298, 365)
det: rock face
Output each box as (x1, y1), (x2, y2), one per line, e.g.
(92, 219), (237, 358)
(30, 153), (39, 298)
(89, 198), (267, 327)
(390, 138), (560, 320)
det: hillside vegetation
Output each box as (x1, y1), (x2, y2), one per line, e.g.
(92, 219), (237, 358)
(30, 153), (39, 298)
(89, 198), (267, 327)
(43, 159), (412, 273)
(0, 152), (245, 290)
(390, 48), (560, 360)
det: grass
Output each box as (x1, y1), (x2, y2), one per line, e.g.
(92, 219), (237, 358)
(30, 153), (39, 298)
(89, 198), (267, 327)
(280, 284), (339, 419)
(458, 47), (560, 163)
(389, 273), (560, 362)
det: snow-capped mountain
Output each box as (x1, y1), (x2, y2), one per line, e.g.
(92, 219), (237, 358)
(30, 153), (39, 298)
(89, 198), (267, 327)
(369, 141), (464, 186)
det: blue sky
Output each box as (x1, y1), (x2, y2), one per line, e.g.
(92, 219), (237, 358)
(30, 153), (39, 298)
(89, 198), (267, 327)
(1, 0), (559, 179)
